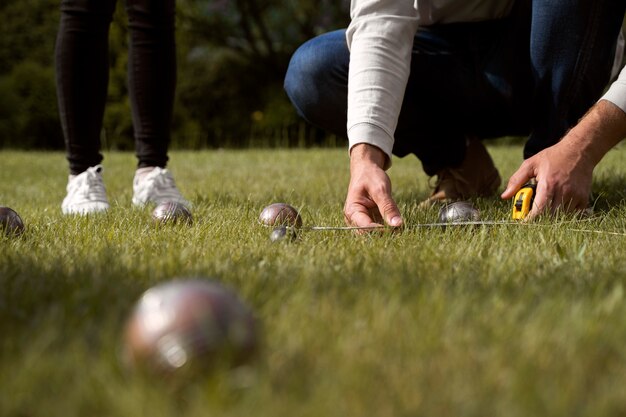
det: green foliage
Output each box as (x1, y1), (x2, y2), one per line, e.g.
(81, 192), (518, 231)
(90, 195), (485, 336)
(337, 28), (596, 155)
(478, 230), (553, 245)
(1, 145), (626, 415)
(0, 0), (62, 148)
(0, 60), (63, 148)
(0, 0), (350, 150)
(0, 0), (58, 74)
(173, 0), (350, 147)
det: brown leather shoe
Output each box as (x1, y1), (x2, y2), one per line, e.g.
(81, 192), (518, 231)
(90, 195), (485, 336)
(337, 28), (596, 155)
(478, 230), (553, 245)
(420, 137), (501, 207)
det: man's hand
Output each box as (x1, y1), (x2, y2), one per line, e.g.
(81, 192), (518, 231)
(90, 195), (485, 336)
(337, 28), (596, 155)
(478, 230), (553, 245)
(502, 100), (626, 219)
(501, 140), (594, 219)
(344, 144), (403, 228)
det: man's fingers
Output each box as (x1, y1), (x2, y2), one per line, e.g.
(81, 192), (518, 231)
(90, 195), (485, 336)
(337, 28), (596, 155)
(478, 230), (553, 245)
(550, 191), (587, 215)
(345, 206), (380, 228)
(344, 197), (402, 228)
(376, 198), (403, 227)
(550, 190), (566, 214)
(501, 162), (534, 200)
(526, 179), (551, 219)
(527, 179), (592, 219)
(352, 211), (380, 227)
(345, 158), (402, 229)
(368, 183), (403, 227)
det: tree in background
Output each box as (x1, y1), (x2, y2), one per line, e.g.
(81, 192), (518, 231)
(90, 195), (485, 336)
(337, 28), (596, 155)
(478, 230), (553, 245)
(174, 0), (350, 148)
(0, 0), (62, 149)
(0, 0), (349, 150)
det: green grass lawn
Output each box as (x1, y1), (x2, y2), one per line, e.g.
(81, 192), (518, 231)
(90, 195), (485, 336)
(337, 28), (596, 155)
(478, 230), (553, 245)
(1, 145), (626, 417)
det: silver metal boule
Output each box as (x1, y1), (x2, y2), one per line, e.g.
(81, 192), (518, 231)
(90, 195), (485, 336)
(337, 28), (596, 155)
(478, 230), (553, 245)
(0, 206), (25, 236)
(438, 201), (481, 223)
(124, 279), (257, 375)
(152, 202), (193, 225)
(259, 203), (302, 228)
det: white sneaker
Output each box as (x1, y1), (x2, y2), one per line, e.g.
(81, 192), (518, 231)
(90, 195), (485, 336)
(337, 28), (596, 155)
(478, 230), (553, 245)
(132, 167), (190, 208)
(62, 165), (110, 215)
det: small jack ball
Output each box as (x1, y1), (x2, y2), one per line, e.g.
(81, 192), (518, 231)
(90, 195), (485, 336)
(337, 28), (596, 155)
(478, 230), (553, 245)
(259, 203), (302, 228)
(269, 226), (297, 243)
(124, 279), (258, 375)
(152, 202), (193, 225)
(0, 207), (25, 236)
(438, 201), (480, 223)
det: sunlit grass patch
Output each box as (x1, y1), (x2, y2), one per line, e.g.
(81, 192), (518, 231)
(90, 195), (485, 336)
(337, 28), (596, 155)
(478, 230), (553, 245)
(1, 146), (626, 417)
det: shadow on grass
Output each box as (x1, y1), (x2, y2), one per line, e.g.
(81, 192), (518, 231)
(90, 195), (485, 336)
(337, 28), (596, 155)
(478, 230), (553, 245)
(0, 248), (148, 350)
(591, 175), (626, 213)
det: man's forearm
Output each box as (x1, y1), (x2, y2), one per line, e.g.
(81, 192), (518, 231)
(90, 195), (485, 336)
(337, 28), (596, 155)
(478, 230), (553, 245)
(563, 99), (626, 167)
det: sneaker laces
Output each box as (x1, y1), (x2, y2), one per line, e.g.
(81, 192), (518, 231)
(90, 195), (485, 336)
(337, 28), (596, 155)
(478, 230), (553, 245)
(62, 165), (109, 215)
(67, 165), (107, 202)
(133, 167), (189, 206)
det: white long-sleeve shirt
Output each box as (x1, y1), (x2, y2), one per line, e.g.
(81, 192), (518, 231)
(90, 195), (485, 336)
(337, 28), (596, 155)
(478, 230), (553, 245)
(602, 65), (626, 113)
(344, 0), (515, 168)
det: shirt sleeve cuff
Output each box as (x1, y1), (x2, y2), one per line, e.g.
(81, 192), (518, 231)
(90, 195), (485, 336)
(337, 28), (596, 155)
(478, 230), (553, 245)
(601, 73), (626, 113)
(347, 123), (394, 170)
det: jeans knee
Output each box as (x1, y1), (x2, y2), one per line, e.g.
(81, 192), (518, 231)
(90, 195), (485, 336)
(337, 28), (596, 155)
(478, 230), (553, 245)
(284, 44), (316, 118)
(284, 30), (349, 125)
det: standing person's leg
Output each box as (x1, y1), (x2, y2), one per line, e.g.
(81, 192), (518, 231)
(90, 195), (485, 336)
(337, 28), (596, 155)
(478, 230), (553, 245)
(56, 0), (117, 214)
(526, 0), (626, 158)
(126, 0), (176, 169)
(126, 0), (189, 207)
(56, 0), (117, 174)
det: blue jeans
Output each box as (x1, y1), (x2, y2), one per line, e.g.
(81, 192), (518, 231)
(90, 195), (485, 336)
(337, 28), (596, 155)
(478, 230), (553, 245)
(284, 0), (626, 175)
(56, 0), (176, 174)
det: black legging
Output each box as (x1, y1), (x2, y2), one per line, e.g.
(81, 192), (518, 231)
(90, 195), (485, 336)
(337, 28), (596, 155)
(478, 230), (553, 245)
(55, 0), (176, 175)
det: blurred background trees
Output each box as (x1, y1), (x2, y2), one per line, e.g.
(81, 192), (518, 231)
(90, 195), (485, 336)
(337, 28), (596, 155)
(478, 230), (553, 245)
(0, 0), (350, 150)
